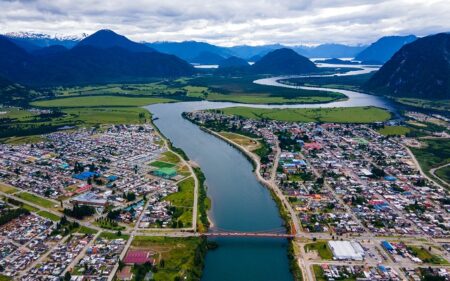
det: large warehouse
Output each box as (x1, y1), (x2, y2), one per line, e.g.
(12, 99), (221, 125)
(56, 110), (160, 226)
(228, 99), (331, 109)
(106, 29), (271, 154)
(327, 241), (365, 261)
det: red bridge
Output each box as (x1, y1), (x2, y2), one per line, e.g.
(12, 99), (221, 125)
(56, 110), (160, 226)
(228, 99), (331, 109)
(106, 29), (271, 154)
(201, 232), (295, 239)
(198, 227), (295, 239)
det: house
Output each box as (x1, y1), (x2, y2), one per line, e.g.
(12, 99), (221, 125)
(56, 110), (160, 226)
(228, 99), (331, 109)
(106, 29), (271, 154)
(117, 266), (133, 281)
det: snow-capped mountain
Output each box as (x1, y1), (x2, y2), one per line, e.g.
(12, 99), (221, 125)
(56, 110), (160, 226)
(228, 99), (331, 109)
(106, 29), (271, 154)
(4, 32), (87, 50)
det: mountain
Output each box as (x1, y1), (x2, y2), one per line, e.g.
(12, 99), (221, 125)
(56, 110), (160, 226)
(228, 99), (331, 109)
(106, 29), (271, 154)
(218, 56), (249, 68)
(365, 33), (450, 99)
(355, 35), (417, 63)
(251, 48), (317, 74)
(5, 32), (82, 50)
(32, 45), (68, 56)
(315, 58), (359, 65)
(146, 41), (231, 61)
(227, 44), (284, 60)
(77, 29), (154, 53)
(190, 51), (225, 64)
(0, 36), (30, 78)
(248, 55), (262, 62)
(0, 31), (194, 86)
(0, 76), (45, 106)
(295, 44), (366, 58)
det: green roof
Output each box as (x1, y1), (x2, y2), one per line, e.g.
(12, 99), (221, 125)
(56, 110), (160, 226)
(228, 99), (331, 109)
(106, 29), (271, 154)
(153, 167), (177, 178)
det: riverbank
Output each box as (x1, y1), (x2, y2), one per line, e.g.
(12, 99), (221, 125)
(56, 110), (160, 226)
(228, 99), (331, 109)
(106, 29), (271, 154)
(185, 115), (304, 280)
(204, 128), (304, 281)
(149, 117), (210, 233)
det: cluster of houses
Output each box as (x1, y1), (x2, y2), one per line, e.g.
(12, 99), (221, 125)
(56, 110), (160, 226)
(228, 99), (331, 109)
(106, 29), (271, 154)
(23, 234), (93, 280)
(72, 237), (126, 279)
(0, 125), (164, 200)
(317, 264), (401, 281)
(0, 214), (57, 277)
(403, 267), (450, 281)
(0, 124), (187, 229)
(192, 110), (449, 238)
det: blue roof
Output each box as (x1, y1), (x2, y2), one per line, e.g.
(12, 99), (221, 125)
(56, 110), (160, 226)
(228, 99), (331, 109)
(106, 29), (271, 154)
(107, 175), (118, 181)
(378, 265), (387, 272)
(73, 171), (99, 180)
(384, 176), (397, 181)
(381, 241), (394, 251)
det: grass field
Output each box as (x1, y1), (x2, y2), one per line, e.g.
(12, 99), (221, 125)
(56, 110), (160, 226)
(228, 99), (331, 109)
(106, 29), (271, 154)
(31, 95), (178, 108)
(219, 132), (261, 151)
(51, 78), (347, 105)
(408, 246), (448, 264)
(0, 183), (18, 194)
(2, 135), (47, 145)
(280, 73), (373, 92)
(55, 82), (167, 96)
(0, 108), (38, 120)
(149, 161), (176, 169)
(377, 126), (411, 136)
(0, 107), (151, 142)
(304, 241), (333, 260)
(410, 139), (450, 183)
(94, 219), (126, 231)
(62, 107), (151, 124)
(313, 265), (327, 281)
(159, 151), (181, 164)
(164, 177), (194, 227)
(395, 98), (450, 112)
(220, 106), (391, 123)
(99, 231), (129, 240)
(189, 75), (347, 104)
(435, 165), (450, 185)
(16, 192), (57, 209)
(131, 236), (206, 281)
(22, 203), (39, 212)
(0, 274), (12, 281)
(204, 92), (344, 104)
(37, 210), (61, 221)
(77, 226), (98, 235)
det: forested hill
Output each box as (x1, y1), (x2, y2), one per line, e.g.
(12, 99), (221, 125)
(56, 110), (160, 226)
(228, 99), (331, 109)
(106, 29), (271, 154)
(365, 33), (450, 99)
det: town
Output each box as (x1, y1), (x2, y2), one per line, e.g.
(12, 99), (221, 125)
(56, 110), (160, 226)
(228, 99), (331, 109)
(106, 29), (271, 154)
(186, 109), (450, 281)
(0, 124), (201, 280)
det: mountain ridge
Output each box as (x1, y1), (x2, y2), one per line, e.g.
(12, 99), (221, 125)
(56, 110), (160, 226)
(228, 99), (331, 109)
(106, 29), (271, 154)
(365, 33), (450, 99)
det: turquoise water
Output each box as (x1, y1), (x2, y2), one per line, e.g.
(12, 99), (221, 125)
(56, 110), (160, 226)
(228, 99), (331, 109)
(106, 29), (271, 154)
(146, 86), (392, 280)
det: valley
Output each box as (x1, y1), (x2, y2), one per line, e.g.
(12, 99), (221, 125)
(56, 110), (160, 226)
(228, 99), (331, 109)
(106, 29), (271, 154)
(0, 21), (450, 281)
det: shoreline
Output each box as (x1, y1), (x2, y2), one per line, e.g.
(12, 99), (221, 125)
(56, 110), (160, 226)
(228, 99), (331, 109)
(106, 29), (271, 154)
(198, 126), (304, 281)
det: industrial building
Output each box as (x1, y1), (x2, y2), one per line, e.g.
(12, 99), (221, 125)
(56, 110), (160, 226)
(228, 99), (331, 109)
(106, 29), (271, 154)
(328, 240), (365, 261)
(71, 191), (108, 207)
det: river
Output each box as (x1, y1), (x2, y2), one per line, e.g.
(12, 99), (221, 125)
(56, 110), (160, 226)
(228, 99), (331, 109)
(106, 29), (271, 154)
(146, 65), (393, 281)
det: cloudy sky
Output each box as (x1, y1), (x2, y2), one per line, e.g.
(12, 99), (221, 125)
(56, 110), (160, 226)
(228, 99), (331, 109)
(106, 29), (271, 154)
(1, 0), (449, 46)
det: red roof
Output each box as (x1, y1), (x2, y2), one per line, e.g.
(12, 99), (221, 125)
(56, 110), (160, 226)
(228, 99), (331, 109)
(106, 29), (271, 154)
(303, 142), (322, 150)
(75, 184), (92, 194)
(123, 250), (153, 264)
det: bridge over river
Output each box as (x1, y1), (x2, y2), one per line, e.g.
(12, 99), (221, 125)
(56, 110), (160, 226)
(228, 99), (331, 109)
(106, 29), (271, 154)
(201, 232), (295, 239)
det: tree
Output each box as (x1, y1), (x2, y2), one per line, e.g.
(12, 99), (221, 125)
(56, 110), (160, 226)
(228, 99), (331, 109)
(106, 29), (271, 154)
(118, 260), (125, 271)
(64, 271), (71, 281)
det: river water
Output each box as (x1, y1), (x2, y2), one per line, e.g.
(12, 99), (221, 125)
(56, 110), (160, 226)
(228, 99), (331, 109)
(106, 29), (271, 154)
(146, 65), (394, 281)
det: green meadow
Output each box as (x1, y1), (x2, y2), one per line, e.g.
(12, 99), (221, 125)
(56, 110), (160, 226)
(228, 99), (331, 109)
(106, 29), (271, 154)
(219, 106), (391, 123)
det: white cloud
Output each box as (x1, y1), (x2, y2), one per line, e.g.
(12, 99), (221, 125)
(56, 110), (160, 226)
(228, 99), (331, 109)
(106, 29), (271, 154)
(0, 0), (449, 46)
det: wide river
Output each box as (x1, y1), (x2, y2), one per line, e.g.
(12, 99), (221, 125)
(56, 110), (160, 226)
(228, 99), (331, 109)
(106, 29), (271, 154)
(146, 66), (394, 281)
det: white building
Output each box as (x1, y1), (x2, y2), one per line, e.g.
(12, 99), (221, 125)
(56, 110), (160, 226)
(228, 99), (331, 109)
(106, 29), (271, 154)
(328, 241), (365, 261)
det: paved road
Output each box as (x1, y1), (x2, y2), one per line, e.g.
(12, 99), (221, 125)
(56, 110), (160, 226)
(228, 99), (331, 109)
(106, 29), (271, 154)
(403, 145), (447, 190)
(430, 162), (450, 187)
(63, 231), (101, 276)
(158, 127), (199, 232)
